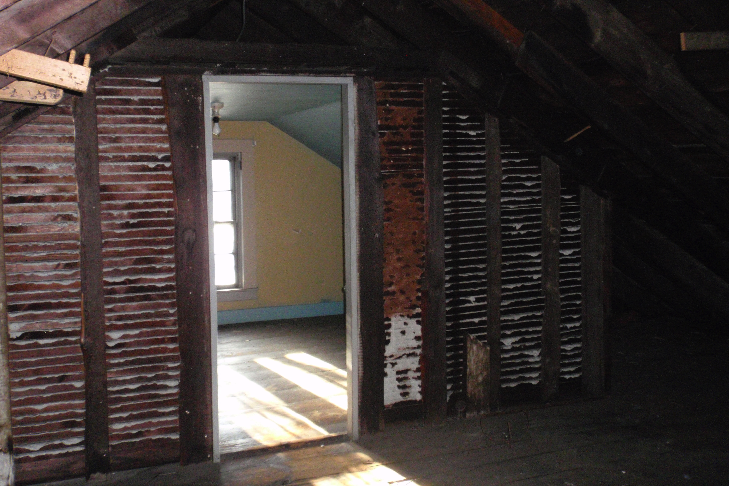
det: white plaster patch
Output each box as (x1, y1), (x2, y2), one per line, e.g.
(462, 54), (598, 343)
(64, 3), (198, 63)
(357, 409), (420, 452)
(384, 314), (422, 406)
(0, 452), (13, 486)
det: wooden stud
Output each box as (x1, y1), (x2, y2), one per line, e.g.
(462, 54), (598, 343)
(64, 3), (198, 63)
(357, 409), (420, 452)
(680, 31), (729, 51)
(354, 76), (385, 434)
(163, 75), (213, 463)
(540, 156), (561, 402)
(421, 78), (447, 422)
(73, 78), (111, 476)
(580, 186), (609, 397)
(466, 334), (489, 413)
(0, 49), (91, 92)
(484, 113), (502, 411)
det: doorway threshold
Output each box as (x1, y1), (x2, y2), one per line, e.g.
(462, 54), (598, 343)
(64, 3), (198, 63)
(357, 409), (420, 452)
(220, 433), (349, 461)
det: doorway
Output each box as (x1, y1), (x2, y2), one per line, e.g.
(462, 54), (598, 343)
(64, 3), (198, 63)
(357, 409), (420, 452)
(203, 76), (359, 460)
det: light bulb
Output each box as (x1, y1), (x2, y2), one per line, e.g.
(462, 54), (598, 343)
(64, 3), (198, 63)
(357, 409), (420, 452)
(212, 119), (222, 136)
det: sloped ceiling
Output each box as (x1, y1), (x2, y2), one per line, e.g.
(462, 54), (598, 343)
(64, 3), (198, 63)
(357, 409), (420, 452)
(209, 82), (342, 165)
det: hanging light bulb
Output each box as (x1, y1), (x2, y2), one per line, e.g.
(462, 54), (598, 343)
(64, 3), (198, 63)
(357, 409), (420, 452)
(211, 102), (224, 136)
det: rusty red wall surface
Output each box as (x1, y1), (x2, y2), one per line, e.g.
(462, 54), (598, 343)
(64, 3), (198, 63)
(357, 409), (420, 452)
(376, 81), (426, 407)
(1, 104), (86, 483)
(96, 77), (180, 469)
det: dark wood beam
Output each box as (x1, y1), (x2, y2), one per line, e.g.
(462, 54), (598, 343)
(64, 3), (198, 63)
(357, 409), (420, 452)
(421, 78), (447, 422)
(580, 185), (609, 397)
(73, 79), (110, 477)
(246, 0), (346, 45)
(354, 76), (385, 434)
(283, 0), (401, 49)
(544, 0), (729, 163)
(0, 0), (100, 56)
(516, 31), (729, 234)
(106, 38), (431, 74)
(540, 156), (561, 402)
(163, 75), (213, 464)
(615, 213), (729, 324)
(485, 113), (502, 411)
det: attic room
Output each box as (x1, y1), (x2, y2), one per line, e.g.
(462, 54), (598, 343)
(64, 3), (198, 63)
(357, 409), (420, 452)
(0, 0), (728, 485)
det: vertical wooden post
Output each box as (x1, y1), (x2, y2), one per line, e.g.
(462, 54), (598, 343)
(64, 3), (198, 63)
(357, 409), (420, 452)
(421, 78), (447, 422)
(540, 156), (561, 401)
(484, 114), (502, 411)
(164, 75), (213, 463)
(580, 185), (610, 397)
(354, 77), (385, 433)
(0, 154), (14, 484)
(73, 78), (111, 476)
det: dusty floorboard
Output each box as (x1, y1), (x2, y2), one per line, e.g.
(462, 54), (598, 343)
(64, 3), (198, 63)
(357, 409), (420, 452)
(41, 315), (729, 485)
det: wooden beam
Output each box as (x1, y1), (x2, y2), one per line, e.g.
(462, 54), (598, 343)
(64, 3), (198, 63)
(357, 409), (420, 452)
(540, 156), (561, 402)
(107, 38), (430, 74)
(73, 79), (110, 477)
(0, 0), (99, 57)
(0, 80), (63, 105)
(516, 31), (729, 234)
(544, 0), (729, 163)
(580, 186), (609, 397)
(615, 213), (729, 323)
(163, 75), (213, 464)
(680, 31), (729, 51)
(421, 78), (447, 422)
(354, 77), (384, 434)
(484, 113), (502, 411)
(0, 153), (12, 484)
(0, 49), (90, 92)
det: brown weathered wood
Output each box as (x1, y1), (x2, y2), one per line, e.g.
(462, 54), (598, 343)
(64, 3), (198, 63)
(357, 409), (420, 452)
(680, 31), (729, 51)
(107, 38), (430, 74)
(0, 81), (63, 105)
(0, 152), (12, 484)
(421, 77), (446, 422)
(484, 113), (502, 411)
(354, 76), (384, 434)
(0, 0), (100, 57)
(163, 74), (212, 463)
(465, 334), (489, 413)
(545, 0), (729, 163)
(516, 31), (729, 234)
(580, 186), (608, 397)
(73, 78), (110, 477)
(540, 156), (560, 402)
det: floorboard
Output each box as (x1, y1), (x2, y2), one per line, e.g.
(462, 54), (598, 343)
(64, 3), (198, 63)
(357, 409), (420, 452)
(216, 314), (347, 454)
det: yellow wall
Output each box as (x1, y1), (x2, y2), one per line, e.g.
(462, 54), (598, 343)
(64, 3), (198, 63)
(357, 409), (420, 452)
(216, 121), (344, 311)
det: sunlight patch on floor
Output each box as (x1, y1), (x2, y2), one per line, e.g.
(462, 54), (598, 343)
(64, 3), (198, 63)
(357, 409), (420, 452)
(255, 357), (348, 410)
(308, 452), (420, 486)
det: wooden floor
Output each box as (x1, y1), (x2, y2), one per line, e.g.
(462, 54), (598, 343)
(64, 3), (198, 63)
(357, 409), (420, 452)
(216, 315), (347, 454)
(43, 315), (729, 485)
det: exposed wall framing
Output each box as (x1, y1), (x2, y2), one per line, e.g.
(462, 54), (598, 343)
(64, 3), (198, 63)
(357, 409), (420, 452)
(376, 81), (426, 410)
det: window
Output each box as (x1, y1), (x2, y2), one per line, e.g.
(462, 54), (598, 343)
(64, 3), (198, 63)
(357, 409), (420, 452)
(212, 153), (243, 288)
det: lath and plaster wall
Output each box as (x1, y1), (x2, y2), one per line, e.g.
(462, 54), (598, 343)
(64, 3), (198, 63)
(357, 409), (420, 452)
(376, 81), (426, 407)
(0, 77), (181, 484)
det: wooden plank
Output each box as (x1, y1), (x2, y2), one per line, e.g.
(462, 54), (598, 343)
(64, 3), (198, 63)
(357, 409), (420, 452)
(163, 75), (212, 463)
(421, 78), (446, 422)
(680, 31), (729, 51)
(0, 49), (90, 92)
(0, 80), (63, 105)
(354, 77), (384, 434)
(545, 0), (729, 163)
(107, 38), (430, 74)
(580, 186), (608, 397)
(484, 113), (501, 411)
(516, 31), (729, 235)
(540, 156), (560, 402)
(0, 0), (99, 57)
(73, 78), (110, 476)
(465, 334), (489, 413)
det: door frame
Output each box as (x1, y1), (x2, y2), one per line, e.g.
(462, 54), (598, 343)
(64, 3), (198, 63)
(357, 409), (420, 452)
(202, 75), (360, 461)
